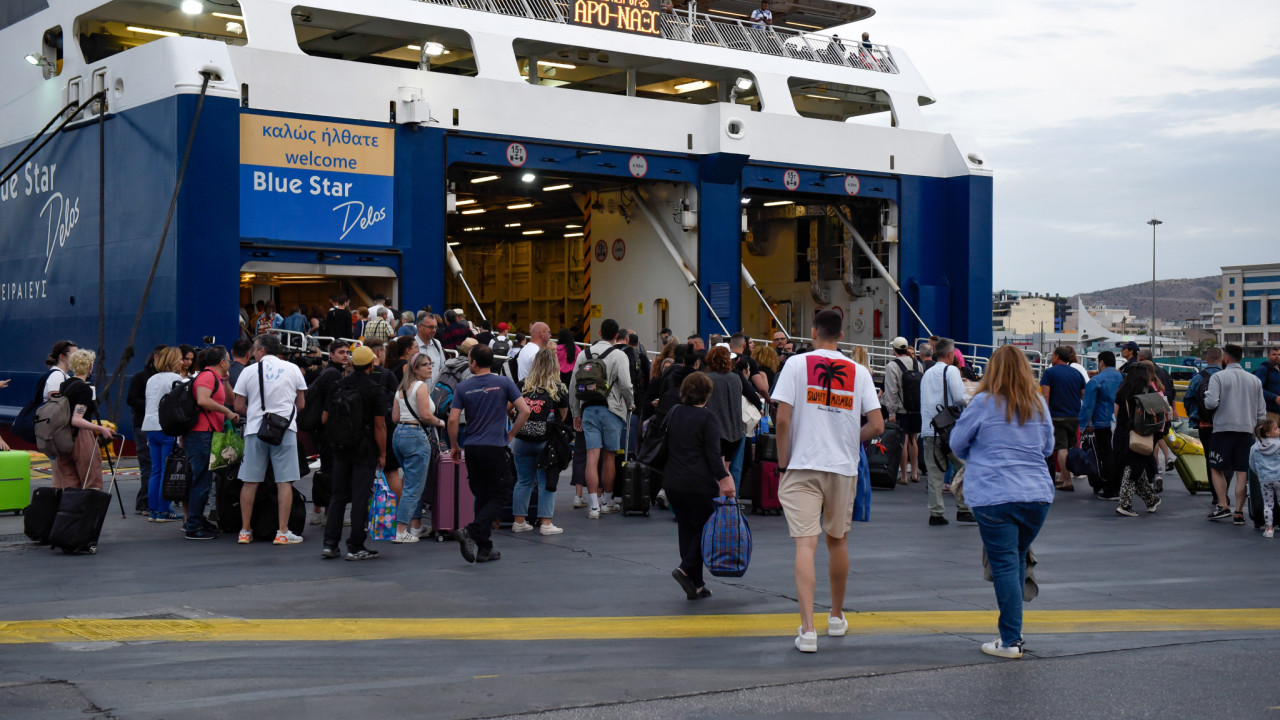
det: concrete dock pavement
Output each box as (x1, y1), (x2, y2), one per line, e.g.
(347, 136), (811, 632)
(1, 457), (1278, 719)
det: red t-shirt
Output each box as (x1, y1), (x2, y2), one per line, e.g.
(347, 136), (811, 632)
(192, 369), (227, 432)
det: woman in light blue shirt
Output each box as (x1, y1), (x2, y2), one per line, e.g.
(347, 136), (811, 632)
(949, 345), (1054, 660)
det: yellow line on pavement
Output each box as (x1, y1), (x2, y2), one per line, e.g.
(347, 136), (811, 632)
(2, 609), (1278, 645)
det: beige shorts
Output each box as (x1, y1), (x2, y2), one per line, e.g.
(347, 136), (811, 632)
(778, 468), (856, 538)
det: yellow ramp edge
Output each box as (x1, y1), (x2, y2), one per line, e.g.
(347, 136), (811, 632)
(3, 609), (1280, 645)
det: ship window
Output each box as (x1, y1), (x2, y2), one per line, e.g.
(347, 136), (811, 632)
(512, 39), (760, 110)
(293, 7), (477, 75)
(76, 0), (249, 64)
(788, 77), (894, 124)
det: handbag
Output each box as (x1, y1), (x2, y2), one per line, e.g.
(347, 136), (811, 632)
(256, 361), (294, 446)
(741, 397), (762, 436)
(161, 446), (192, 502)
(701, 496), (752, 577)
(637, 406), (674, 471)
(210, 420), (244, 471)
(366, 469), (397, 541)
(853, 444), (871, 522)
(1066, 429), (1099, 476)
(1129, 430), (1155, 456)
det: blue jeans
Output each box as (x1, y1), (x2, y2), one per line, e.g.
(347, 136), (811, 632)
(182, 430), (214, 533)
(973, 501), (1051, 645)
(729, 439), (746, 493)
(581, 405), (625, 451)
(147, 433), (176, 513)
(512, 437), (555, 519)
(393, 424), (432, 526)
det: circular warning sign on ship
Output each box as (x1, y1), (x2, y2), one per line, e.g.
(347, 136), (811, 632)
(783, 169), (800, 191)
(629, 155), (648, 178)
(595, 239), (608, 262)
(844, 175), (861, 196)
(506, 143), (528, 167)
(612, 238), (626, 260)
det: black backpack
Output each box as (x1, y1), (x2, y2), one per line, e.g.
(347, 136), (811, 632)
(325, 379), (368, 452)
(1185, 369), (1215, 425)
(491, 336), (512, 359)
(158, 370), (219, 437)
(574, 346), (618, 407)
(893, 358), (923, 413)
(299, 366), (339, 433)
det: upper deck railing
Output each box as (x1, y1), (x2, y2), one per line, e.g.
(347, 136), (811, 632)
(414, 0), (899, 73)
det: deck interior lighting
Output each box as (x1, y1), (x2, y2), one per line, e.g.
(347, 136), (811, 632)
(543, 183), (572, 191)
(470, 175), (499, 183)
(804, 93), (839, 101)
(763, 200), (794, 207)
(522, 229), (544, 235)
(448, 241), (460, 246)
(461, 208), (486, 214)
(521, 172), (536, 182)
(128, 25), (180, 36)
(212, 11), (244, 20)
(565, 232), (584, 237)
(505, 222), (522, 228)
(423, 42), (446, 57)
(508, 202), (534, 210)
(734, 77), (754, 92)
(181, 0), (203, 15)
(538, 60), (576, 69)
(674, 80), (713, 93)
(565, 223), (582, 228)
(455, 198), (477, 206)
(463, 226), (483, 231)
(740, 197), (751, 204)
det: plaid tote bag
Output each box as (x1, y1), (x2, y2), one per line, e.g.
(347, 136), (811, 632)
(701, 496), (753, 578)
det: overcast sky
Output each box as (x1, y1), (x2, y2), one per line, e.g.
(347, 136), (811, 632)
(857, 0), (1280, 295)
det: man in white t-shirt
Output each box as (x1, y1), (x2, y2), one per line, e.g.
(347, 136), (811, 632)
(771, 310), (882, 653)
(517, 321), (551, 382)
(233, 333), (309, 545)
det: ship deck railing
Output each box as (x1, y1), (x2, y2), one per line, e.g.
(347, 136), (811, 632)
(414, 0), (899, 73)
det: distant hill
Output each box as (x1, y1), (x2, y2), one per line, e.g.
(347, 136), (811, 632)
(1070, 276), (1219, 324)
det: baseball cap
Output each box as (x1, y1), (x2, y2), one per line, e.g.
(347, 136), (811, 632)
(459, 337), (479, 355)
(890, 336), (909, 351)
(452, 308), (466, 317)
(498, 322), (509, 332)
(1122, 341), (1140, 353)
(351, 346), (375, 367)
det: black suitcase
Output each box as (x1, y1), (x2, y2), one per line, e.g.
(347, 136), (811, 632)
(48, 488), (113, 554)
(24, 486), (62, 543)
(756, 434), (778, 463)
(213, 466), (243, 534)
(618, 460), (651, 516)
(865, 421), (904, 490)
(249, 481), (307, 541)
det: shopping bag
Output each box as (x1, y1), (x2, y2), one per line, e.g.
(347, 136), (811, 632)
(701, 496), (752, 578)
(161, 446), (191, 502)
(366, 469), (398, 541)
(853, 444), (871, 522)
(210, 420), (244, 471)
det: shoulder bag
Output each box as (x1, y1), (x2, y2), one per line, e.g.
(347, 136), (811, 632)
(929, 366), (964, 472)
(256, 361), (294, 446)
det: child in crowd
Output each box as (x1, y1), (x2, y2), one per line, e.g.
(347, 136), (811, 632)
(1250, 418), (1280, 538)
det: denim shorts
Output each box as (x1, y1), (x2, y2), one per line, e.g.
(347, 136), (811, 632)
(239, 431), (300, 484)
(581, 405), (625, 452)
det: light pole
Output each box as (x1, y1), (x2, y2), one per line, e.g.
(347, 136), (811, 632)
(1148, 218), (1162, 354)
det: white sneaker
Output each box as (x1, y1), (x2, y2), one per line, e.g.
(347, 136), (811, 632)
(409, 526), (430, 539)
(511, 521), (535, 533)
(794, 627), (818, 653)
(539, 523), (564, 535)
(1265, 528), (1275, 539)
(273, 530), (304, 545)
(981, 638), (1023, 659)
(588, 508), (600, 519)
(573, 496), (588, 508)
(827, 614), (848, 637)
(393, 529), (420, 543)
(309, 511), (326, 526)
(599, 503), (620, 514)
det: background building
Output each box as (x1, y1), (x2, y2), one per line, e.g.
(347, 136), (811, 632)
(1220, 263), (1280, 354)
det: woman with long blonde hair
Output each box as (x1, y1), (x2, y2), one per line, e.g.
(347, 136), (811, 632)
(511, 347), (569, 534)
(947, 345), (1054, 661)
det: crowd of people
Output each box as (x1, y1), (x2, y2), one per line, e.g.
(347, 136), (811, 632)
(15, 302), (1280, 658)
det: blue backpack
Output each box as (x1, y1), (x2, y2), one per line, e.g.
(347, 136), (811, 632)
(701, 497), (752, 578)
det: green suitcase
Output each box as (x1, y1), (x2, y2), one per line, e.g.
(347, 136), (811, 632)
(0, 450), (32, 513)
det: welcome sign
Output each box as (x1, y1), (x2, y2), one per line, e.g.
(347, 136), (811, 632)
(240, 114), (394, 246)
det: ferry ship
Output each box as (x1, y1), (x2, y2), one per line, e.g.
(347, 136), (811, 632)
(0, 0), (991, 422)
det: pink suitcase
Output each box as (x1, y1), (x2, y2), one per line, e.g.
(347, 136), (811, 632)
(433, 452), (474, 540)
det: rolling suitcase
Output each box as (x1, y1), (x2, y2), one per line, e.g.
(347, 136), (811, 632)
(24, 486), (61, 543)
(865, 420), (904, 490)
(618, 427), (650, 517)
(1174, 454), (1211, 496)
(750, 460), (782, 516)
(0, 450), (32, 513)
(433, 452), (474, 540)
(47, 438), (124, 554)
(213, 466), (243, 534)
